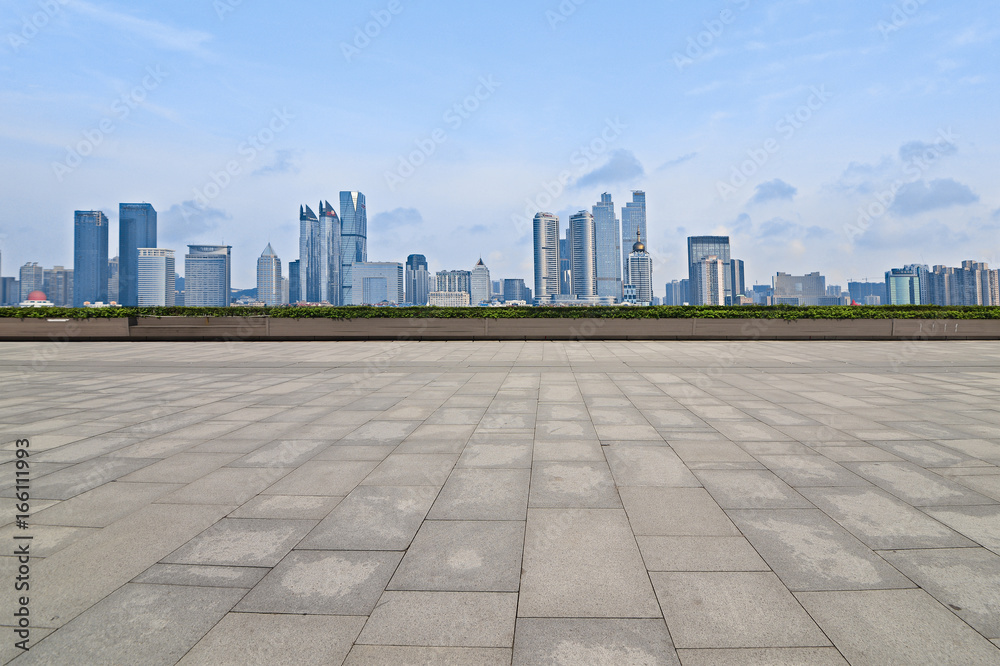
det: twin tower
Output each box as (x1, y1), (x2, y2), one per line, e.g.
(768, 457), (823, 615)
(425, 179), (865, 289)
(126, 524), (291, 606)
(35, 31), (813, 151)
(296, 192), (367, 305)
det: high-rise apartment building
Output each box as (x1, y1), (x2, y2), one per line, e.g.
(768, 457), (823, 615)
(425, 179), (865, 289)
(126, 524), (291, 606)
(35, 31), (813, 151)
(406, 254), (431, 305)
(299, 205), (318, 302)
(74, 210), (109, 307)
(621, 191), (647, 285)
(256, 244), (282, 307)
(185, 245), (231, 307)
(118, 203), (157, 306)
(692, 256), (727, 306)
(503, 279), (529, 303)
(108, 256), (119, 303)
(352, 262), (405, 305)
(626, 230), (653, 305)
(19, 263), (44, 302)
(593, 194), (622, 301)
(288, 261), (300, 305)
(533, 212), (561, 300)
(568, 211), (597, 298)
(138, 249), (176, 306)
(436, 270), (471, 294)
(687, 236), (731, 306)
(340, 191), (367, 305)
(471, 259), (492, 304)
(885, 267), (922, 305)
(559, 236), (571, 296)
(848, 281), (886, 305)
(730, 259), (746, 303)
(773, 272), (827, 306)
(924, 262), (1000, 306)
(43, 266), (73, 306)
(665, 280), (690, 306)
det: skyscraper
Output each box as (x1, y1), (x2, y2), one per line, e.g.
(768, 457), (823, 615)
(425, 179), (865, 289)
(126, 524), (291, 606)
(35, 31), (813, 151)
(533, 212), (561, 300)
(692, 256), (726, 306)
(74, 210), (109, 307)
(559, 235), (571, 296)
(471, 259), (491, 304)
(503, 279), (529, 303)
(885, 267), (922, 305)
(730, 259), (746, 302)
(43, 266), (73, 306)
(19, 262), (44, 302)
(568, 211), (597, 297)
(593, 194), (622, 301)
(621, 191), (646, 285)
(185, 245), (231, 307)
(138, 249), (175, 306)
(406, 254), (430, 305)
(299, 204), (318, 302)
(436, 270), (471, 294)
(340, 191), (367, 305)
(687, 236), (731, 305)
(257, 244), (282, 307)
(626, 229), (653, 305)
(288, 261), (300, 305)
(107, 256), (119, 303)
(352, 262), (405, 305)
(118, 203), (157, 306)
(319, 201), (342, 305)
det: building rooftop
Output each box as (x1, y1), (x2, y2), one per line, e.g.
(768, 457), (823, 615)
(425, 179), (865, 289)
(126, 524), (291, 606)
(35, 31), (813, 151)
(2, 341), (999, 663)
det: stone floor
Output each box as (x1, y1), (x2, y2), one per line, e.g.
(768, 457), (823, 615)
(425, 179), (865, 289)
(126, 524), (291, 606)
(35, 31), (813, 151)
(1, 341), (1000, 665)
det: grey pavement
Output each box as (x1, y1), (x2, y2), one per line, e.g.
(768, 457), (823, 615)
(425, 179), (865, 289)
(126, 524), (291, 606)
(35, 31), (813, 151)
(1, 340), (1000, 664)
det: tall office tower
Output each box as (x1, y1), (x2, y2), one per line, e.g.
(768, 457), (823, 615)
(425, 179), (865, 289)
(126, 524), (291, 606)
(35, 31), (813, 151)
(256, 244), (282, 307)
(772, 272), (827, 306)
(621, 191), (647, 285)
(626, 229), (653, 305)
(0, 278), (17, 306)
(885, 267), (922, 305)
(288, 261), (300, 304)
(492, 280), (502, 295)
(43, 266), (73, 306)
(665, 280), (690, 306)
(318, 201), (342, 305)
(405, 254), (430, 305)
(185, 245), (231, 307)
(568, 211), (597, 297)
(108, 256), (120, 303)
(471, 259), (492, 304)
(436, 270), (471, 294)
(74, 211), (109, 307)
(533, 212), (561, 299)
(692, 256), (726, 306)
(904, 264), (931, 305)
(299, 204), (319, 302)
(559, 236), (571, 295)
(730, 259), (746, 303)
(118, 203), (157, 306)
(848, 281), (887, 305)
(352, 262), (405, 305)
(687, 236), (731, 305)
(137, 249), (176, 306)
(503, 279), (529, 303)
(19, 262), (44, 302)
(593, 194), (623, 301)
(340, 191), (367, 305)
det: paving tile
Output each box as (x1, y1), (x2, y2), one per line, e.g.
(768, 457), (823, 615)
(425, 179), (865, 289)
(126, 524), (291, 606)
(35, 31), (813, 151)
(519, 509), (661, 618)
(15, 457), (158, 500)
(389, 521), (523, 592)
(532, 439), (605, 461)
(669, 441), (757, 464)
(298, 486), (438, 550)
(799, 486), (975, 550)
(236, 550), (401, 614)
(651, 572), (829, 649)
(261, 460), (377, 496)
(729, 509), (915, 591)
(621, 487), (741, 536)
(33, 482), (182, 527)
(118, 453), (241, 483)
(951, 473), (1000, 501)
(360, 454), (457, 486)
(513, 618), (680, 665)
(675, 648), (848, 665)
(133, 563), (269, 588)
(12, 584), (244, 666)
(311, 445), (396, 461)
(813, 446), (904, 463)
(457, 443), (533, 469)
(535, 420), (599, 440)
(528, 461), (621, 508)
(845, 462), (997, 506)
(228, 439), (330, 467)
(637, 536), (769, 572)
(339, 420), (422, 445)
(161, 467), (292, 505)
(604, 446), (701, 487)
(797, 589), (1000, 665)
(873, 441), (987, 468)
(694, 470), (813, 509)
(356, 591), (517, 647)
(344, 646), (511, 665)
(755, 455), (868, 487)
(163, 518), (317, 567)
(229, 494), (342, 520)
(428, 468), (530, 520)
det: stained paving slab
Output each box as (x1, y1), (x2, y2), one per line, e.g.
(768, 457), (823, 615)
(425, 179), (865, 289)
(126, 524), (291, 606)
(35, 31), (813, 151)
(1, 340), (1000, 664)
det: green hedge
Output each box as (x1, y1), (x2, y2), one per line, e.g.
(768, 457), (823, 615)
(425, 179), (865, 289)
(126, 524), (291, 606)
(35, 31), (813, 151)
(3, 305), (1000, 320)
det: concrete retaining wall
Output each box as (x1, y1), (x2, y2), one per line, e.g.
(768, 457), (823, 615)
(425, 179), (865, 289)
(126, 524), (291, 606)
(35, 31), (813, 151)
(0, 317), (998, 341)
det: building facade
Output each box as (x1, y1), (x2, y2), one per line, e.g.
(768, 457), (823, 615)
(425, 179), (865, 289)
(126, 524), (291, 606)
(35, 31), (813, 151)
(593, 194), (622, 301)
(352, 262), (405, 305)
(773, 272), (827, 306)
(533, 212), (561, 299)
(503, 279), (529, 303)
(43, 266), (73, 307)
(436, 270), (471, 294)
(692, 256), (726, 306)
(665, 279), (690, 306)
(626, 231), (653, 305)
(185, 245), (231, 307)
(687, 236), (731, 306)
(885, 267), (922, 305)
(118, 203), (157, 306)
(138, 249), (176, 307)
(429, 291), (470, 307)
(340, 191), (367, 305)
(406, 254), (431, 305)
(74, 211), (109, 307)
(256, 244), (282, 307)
(568, 211), (597, 298)
(621, 191), (646, 286)
(288, 261), (300, 305)
(107, 256), (119, 304)
(19, 263), (43, 302)
(471, 259), (491, 304)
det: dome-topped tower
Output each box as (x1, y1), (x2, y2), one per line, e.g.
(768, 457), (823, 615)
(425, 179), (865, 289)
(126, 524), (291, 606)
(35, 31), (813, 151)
(632, 227), (646, 254)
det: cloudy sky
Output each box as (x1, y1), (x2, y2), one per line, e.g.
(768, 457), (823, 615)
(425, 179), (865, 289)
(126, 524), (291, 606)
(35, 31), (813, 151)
(2, 0), (998, 291)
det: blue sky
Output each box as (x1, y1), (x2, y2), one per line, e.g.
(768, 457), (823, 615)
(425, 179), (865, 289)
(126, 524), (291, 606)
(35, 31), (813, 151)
(2, 0), (998, 291)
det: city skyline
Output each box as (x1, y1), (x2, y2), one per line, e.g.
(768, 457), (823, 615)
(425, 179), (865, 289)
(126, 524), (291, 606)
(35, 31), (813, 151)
(2, 1), (997, 289)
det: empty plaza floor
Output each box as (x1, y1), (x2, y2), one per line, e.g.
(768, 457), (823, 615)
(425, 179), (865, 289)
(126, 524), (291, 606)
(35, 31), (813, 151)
(2, 340), (1000, 665)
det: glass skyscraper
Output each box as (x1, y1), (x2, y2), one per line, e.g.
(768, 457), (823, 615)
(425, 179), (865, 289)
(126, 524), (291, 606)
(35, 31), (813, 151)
(568, 211), (597, 297)
(406, 254), (430, 305)
(621, 191), (647, 285)
(471, 259), (491, 304)
(319, 201), (341, 305)
(340, 191), (367, 305)
(73, 210), (109, 307)
(533, 212), (561, 300)
(687, 236), (732, 305)
(185, 245), (231, 307)
(138, 249), (176, 307)
(299, 204), (319, 302)
(118, 203), (157, 306)
(256, 244), (282, 307)
(593, 194), (622, 301)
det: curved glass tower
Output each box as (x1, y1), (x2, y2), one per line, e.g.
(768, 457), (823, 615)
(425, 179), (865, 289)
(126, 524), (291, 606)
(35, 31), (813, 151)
(568, 211), (597, 298)
(340, 191), (367, 306)
(533, 212), (561, 300)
